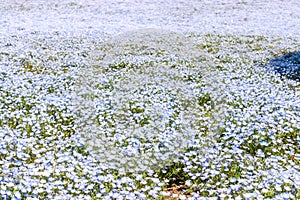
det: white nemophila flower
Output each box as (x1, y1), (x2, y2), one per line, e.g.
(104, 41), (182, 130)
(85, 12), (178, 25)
(0, 185), (7, 191)
(234, 196), (243, 200)
(6, 182), (14, 187)
(274, 184), (282, 192)
(275, 192), (293, 199)
(261, 188), (269, 193)
(283, 185), (292, 191)
(243, 192), (255, 199)
(260, 141), (269, 146)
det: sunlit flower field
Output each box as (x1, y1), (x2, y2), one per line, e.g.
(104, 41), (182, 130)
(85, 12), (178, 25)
(0, 28), (299, 200)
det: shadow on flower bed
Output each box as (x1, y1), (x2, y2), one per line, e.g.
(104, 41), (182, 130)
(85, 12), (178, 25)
(269, 51), (300, 81)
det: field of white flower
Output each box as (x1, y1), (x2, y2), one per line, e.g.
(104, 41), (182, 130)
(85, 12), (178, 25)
(1, 0), (300, 199)
(0, 28), (299, 199)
